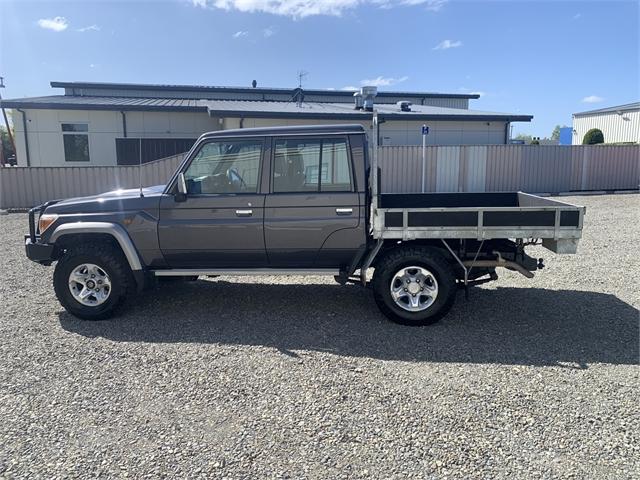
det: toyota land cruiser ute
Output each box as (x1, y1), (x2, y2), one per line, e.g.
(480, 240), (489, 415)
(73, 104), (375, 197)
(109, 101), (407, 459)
(25, 121), (585, 326)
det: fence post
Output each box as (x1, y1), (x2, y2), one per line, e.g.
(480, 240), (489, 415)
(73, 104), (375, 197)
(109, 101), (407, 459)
(421, 125), (427, 193)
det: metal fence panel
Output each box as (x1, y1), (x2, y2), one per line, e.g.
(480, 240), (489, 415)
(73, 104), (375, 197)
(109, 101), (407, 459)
(1, 146), (638, 209)
(461, 146), (487, 192)
(1, 154), (184, 209)
(436, 147), (460, 192)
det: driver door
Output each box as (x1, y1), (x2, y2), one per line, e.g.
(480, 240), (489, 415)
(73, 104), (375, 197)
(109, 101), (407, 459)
(158, 137), (267, 268)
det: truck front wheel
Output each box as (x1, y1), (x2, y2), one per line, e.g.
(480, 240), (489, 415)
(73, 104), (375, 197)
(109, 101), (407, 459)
(53, 243), (133, 320)
(372, 247), (457, 326)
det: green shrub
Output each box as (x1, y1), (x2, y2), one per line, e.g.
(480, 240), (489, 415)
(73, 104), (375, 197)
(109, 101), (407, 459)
(583, 128), (604, 145)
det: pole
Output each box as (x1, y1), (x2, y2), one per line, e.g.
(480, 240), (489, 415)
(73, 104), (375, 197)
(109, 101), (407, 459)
(139, 138), (144, 197)
(371, 111), (379, 211)
(421, 125), (426, 193)
(0, 92), (16, 167)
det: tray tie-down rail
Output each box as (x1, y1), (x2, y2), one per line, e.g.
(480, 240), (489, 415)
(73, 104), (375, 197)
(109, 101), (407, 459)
(440, 239), (535, 299)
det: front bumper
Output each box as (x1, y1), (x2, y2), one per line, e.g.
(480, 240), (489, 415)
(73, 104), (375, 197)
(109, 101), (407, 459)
(25, 200), (61, 265)
(25, 237), (56, 264)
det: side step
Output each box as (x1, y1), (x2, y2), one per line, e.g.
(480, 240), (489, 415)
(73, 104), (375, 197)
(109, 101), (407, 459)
(152, 268), (340, 277)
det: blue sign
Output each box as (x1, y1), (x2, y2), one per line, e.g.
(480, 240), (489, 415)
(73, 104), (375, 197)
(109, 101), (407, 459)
(559, 127), (572, 145)
(421, 125), (430, 135)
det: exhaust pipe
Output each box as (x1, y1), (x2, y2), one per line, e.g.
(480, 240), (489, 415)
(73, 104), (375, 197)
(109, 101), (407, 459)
(463, 251), (535, 279)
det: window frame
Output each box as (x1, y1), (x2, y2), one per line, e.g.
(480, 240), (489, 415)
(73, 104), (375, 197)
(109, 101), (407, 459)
(61, 122), (90, 163)
(178, 137), (266, 197)
(270, 135), (354, 194)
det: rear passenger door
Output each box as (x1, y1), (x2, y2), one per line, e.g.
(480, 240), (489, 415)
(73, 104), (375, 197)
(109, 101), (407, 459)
(264, 136), (363, 268)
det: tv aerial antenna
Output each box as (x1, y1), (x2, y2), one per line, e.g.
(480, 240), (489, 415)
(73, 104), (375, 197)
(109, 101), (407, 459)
(293, 70), (308, 107)
(297, 70), (308, 89)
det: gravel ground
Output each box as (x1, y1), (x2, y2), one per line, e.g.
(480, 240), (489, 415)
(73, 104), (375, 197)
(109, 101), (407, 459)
(0, 194), (638, 479)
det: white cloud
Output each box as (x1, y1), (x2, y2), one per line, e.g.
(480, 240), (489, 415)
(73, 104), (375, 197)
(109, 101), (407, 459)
(341, 85), (358, 91)
(395, 0), (448, 10)
(232, 30), (248, 38)
(572, 13), (581, 20)
(423, 0), (447, 11)
(78, 24), (100, 32)
(263, 26), (276, 37)
(433, 39), (462, 50)
(360, 75), (408, 87)
(192, 0), (447, 18)
(582, 95), (604, 103)
(37, 16), (68, 32)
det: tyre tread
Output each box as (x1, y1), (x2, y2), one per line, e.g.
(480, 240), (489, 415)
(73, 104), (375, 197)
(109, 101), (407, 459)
(372, 246), (456, 326)
(53, 243), (132, 320)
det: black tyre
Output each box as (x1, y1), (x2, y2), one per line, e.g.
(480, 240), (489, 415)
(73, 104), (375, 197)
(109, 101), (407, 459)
(372, 246), (457, 326)
(53, 243), (133, 320)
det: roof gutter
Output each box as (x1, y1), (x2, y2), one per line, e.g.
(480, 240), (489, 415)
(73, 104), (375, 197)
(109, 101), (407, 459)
(206, 108), (533, 123)
(16, 109), (30, 167)
(49, 81), (481, 99)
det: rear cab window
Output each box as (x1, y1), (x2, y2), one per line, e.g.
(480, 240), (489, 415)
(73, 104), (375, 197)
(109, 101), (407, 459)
(272, 137), (352, 193)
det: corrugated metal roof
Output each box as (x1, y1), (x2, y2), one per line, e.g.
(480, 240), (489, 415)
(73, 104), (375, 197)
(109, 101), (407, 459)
(0, 95), (532, 122)
(0, 95), (206, 111)
(203, 99), (533, 122)
(574, 102), (640, 117)
(50, 81), (480, 99)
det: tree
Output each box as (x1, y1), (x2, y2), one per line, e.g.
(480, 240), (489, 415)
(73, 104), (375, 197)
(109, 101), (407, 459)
(583, 128), (604, 145)
(514, 134), (533, 144)
(551, 124), (568, 142)
(0, 125), (16, 165)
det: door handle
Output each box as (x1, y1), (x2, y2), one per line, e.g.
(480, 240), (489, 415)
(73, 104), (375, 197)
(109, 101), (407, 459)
(235, 209), (253, 217)
(336, 208), (353, 215)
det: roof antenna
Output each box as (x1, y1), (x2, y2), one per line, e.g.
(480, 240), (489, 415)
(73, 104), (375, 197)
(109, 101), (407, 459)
(138, 138), (144, 198)
(297, 70), (307, 89)
(294, 70), (307, 107)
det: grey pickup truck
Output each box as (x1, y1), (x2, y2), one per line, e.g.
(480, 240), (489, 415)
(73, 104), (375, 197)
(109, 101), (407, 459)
(25, 121), (585, 326)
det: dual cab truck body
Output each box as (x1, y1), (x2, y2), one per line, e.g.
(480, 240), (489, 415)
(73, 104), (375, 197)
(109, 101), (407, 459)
(25, 122), (585, 325)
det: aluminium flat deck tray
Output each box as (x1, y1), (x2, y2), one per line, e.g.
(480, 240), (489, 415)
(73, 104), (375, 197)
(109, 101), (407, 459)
(374, 192), (585, 242)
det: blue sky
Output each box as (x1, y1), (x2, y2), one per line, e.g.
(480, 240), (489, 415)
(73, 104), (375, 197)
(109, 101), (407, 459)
(1, 0), (638, 136)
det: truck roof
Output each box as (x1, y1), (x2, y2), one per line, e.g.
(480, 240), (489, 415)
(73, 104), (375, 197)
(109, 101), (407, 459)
(201, 124), (366, 138)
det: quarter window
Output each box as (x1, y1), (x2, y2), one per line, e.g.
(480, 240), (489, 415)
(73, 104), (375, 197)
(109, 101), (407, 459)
(273, 137), (352, 193)
(184, 139), (262, 194)
(61, 123), (90, 162)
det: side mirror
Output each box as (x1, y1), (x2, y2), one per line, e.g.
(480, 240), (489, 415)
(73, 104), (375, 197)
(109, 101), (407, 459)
(175, 173), (187, 202)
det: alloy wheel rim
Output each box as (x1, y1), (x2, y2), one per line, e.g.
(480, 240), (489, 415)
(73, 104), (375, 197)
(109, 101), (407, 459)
(68, 263), (112, 307)
(390, 266), (438, 312)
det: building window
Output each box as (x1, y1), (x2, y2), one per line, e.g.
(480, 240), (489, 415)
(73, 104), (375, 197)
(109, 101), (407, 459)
(62, 123), (90, 162)
(115, 138), (197, 165)
(272, 137), (352, 193)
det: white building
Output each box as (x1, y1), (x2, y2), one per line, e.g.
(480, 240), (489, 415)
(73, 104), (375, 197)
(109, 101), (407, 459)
(572, 102), (640, 145)
(3, 81), (533, 167)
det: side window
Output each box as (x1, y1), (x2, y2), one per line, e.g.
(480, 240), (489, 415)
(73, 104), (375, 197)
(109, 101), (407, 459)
(273, 137), (352, 193)
(184, 139), (262, 194)
(321, 140), (351, 192)
(62, 123), (90, 162)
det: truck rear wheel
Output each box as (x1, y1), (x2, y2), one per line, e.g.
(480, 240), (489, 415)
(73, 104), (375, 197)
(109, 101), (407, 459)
(53, 243), (133, 320)
(372, 247), (456, 326)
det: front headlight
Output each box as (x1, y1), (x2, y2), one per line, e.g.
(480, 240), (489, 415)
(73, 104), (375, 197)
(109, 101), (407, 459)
(38, 214), (58, 234)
